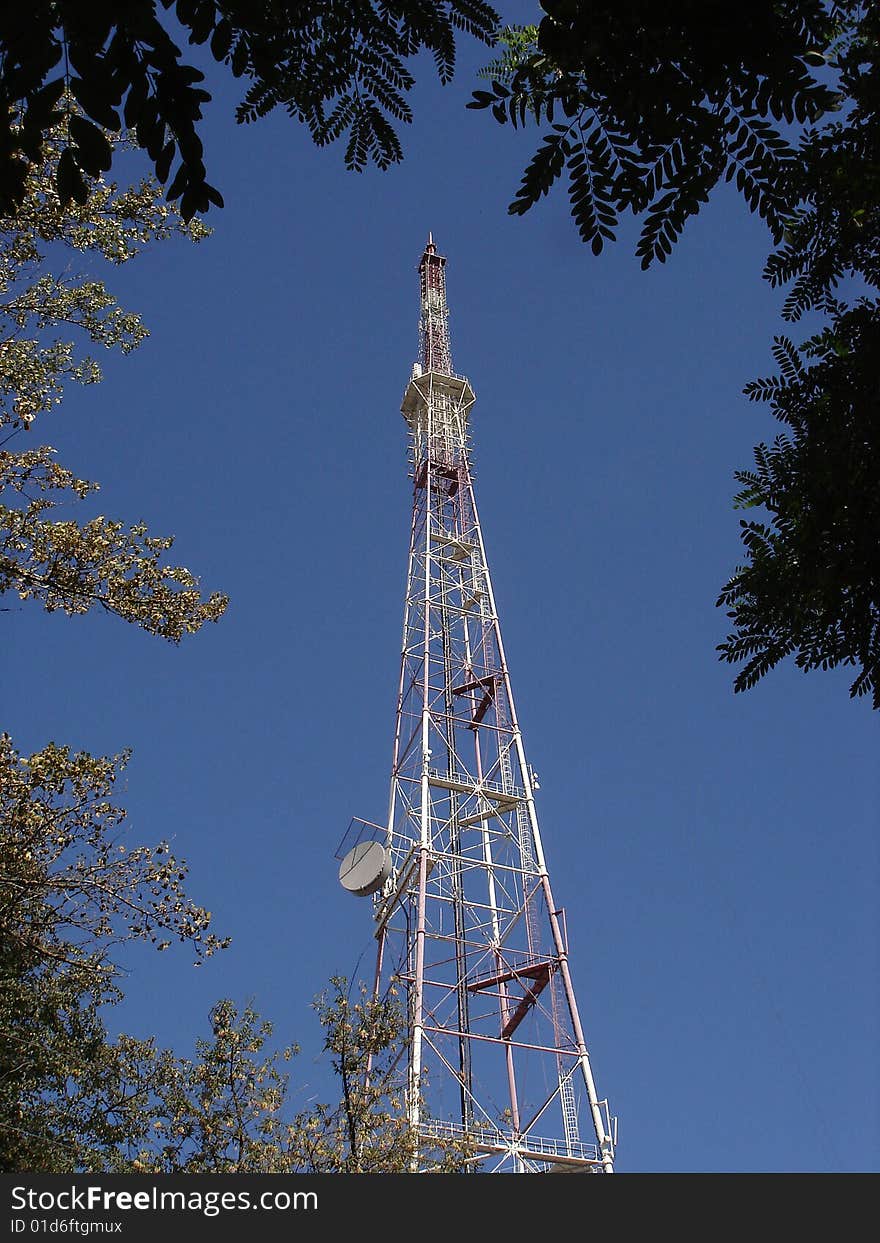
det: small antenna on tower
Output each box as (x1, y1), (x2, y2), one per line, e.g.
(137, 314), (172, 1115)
(417, 233), (452, 375)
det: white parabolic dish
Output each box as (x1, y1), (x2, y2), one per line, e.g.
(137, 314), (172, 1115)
(338, 840), (391, 897)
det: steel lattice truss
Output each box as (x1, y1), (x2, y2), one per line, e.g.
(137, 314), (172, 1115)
(362, 239), (615, 1173)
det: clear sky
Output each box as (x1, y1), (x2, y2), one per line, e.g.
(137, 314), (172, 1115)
(5, 6), (878, 1173)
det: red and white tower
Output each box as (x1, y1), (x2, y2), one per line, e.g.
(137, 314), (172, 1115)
(339, 237), (616, 1173)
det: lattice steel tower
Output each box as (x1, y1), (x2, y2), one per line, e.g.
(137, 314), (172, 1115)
(338, 236), (616, 1173)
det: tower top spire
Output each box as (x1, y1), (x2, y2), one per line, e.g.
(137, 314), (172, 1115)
(417, 233), (452, 375)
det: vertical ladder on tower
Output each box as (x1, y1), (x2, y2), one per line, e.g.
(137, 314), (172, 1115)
(553, 985), (581, 1150)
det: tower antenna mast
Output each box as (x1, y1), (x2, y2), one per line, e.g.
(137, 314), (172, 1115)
(338, 236), (616, 1173)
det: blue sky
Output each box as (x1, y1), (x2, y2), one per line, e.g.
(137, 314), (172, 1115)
(5, 6), (878, 1172)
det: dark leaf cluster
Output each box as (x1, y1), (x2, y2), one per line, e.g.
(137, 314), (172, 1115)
(0, 1), (499, 219)
(718, 302), (880, 705)
(0, 2), (219, 219)
(475, 4), (880, 709)
(470, 1), (839, 263)
(718, 5), (880, 702)
(762, 8), (879, 322)
(230, 0), (498, 173)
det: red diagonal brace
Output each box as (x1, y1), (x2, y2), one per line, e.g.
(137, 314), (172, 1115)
(501, 965), (551, 1039)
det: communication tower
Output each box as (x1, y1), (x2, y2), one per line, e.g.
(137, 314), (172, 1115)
(338, 236), (616, 1173)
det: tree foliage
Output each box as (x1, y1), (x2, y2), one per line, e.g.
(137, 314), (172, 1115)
(0, 446), (227, 639)
(0, 119), (227, 638)
(0, 1), (499, 220)
(116, 981), (468, 1173)
(285, 978), (469, 1173)
(474, 2), (880, 705)
(469, 2), (838, 260)
(92, 1002), (299, 1173)
(0, 733), (229, 1171)
(716, 6), (879, 703)
(2, 962), (467, 1172)
(718, 303), (880, 705)
(107, 980), (468, 1173)
(0, 734), (227, 963)
(0, 123), (232, 1168)
(0, 117), (209, 427)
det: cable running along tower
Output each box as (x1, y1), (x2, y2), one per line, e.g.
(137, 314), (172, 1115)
(339, 237), (615, 1173)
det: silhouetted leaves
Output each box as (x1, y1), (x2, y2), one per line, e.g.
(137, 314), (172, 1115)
(715, 4), (880, 704)
(0, 2), (499, 217)
(69, 76), (121, 132)
(509, 130), (566, 215)
(472, 3), (839, 263)
(68, 114), (112, 176)
(56, 146), (88, 205)
(477, 3), (880, 707)
(719, 302), (880, 706)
